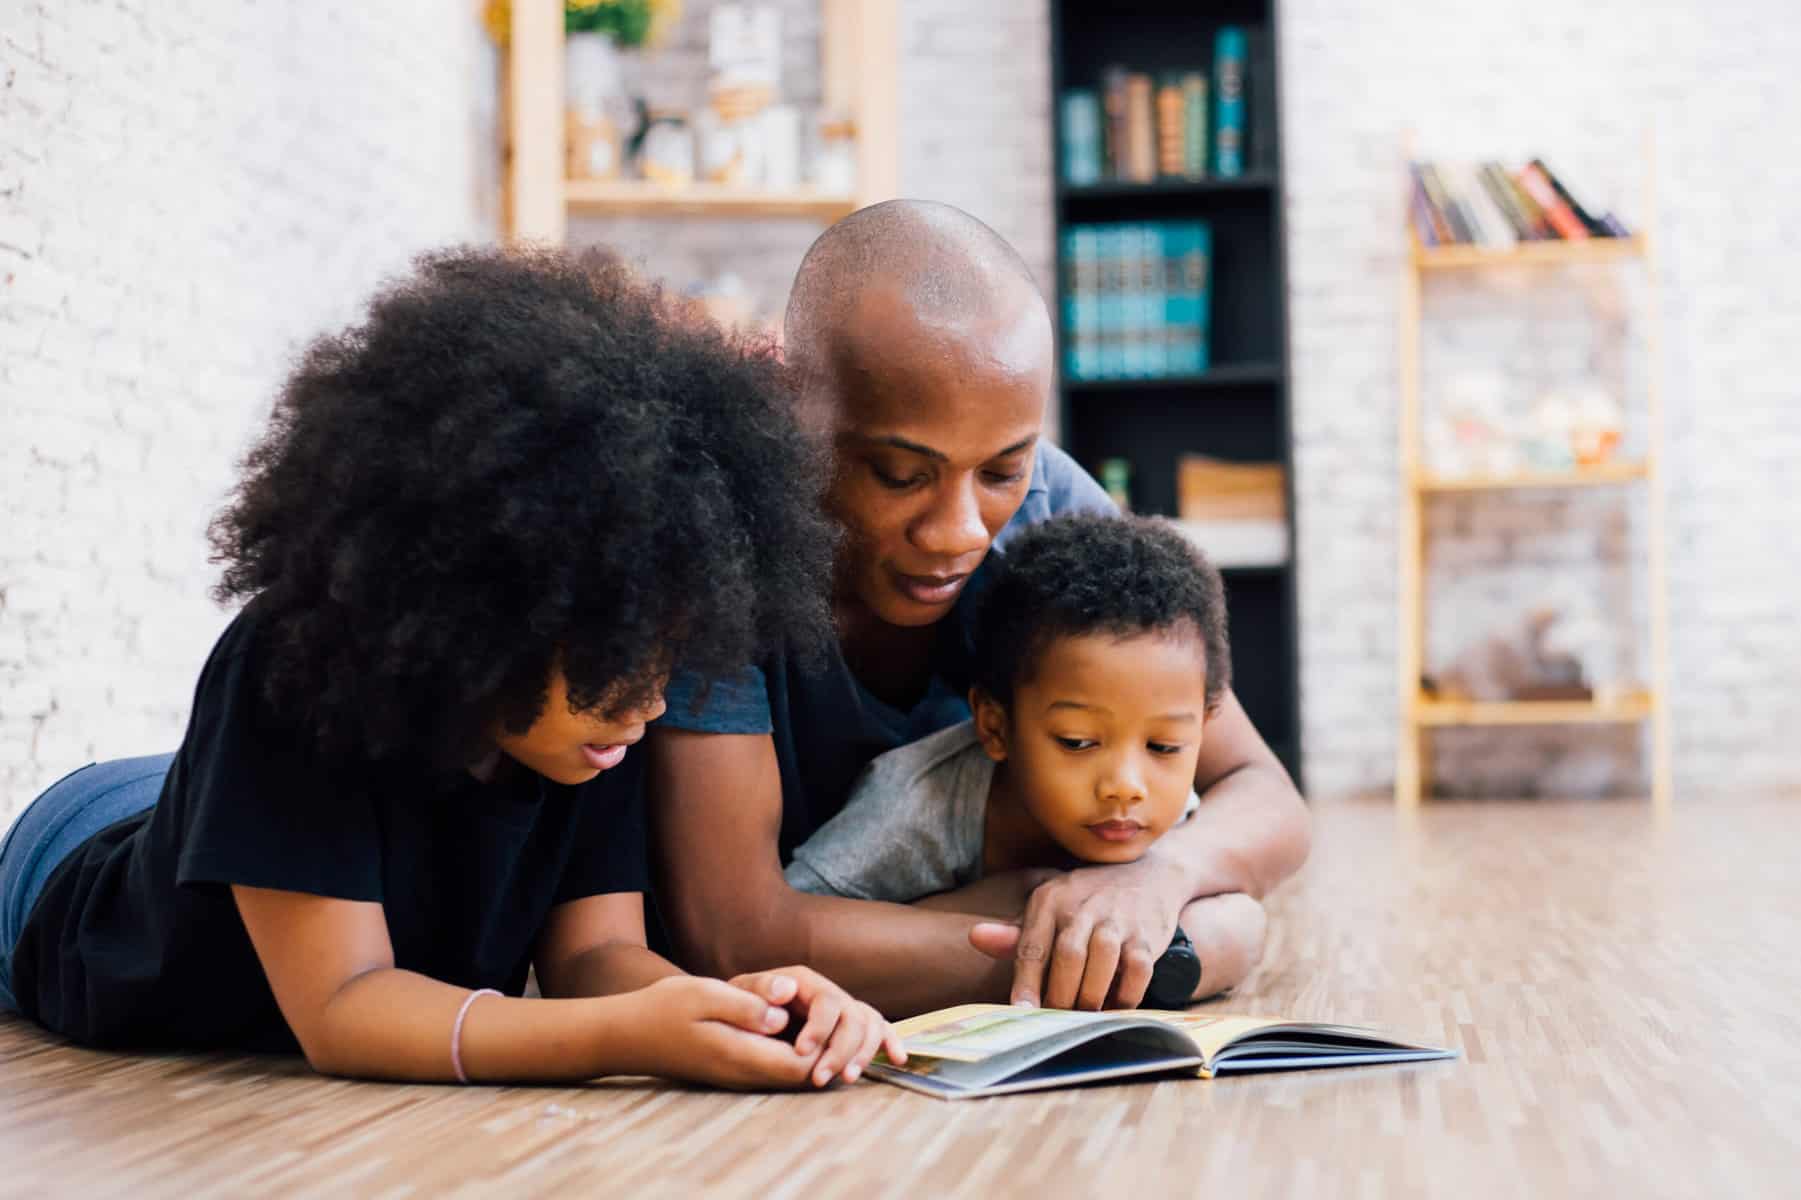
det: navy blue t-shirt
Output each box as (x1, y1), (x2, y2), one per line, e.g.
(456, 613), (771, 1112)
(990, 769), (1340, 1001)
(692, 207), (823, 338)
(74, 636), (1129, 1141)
(656, 442), (1113, 861)
(12, 608), (650, 1052)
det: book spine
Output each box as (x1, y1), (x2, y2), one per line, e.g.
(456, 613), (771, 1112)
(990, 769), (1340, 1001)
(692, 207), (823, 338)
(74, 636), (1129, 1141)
(1102, 66), (1130, 181)
(1144, 223), (1168, 378)
(1155, 75), (1185, 179)
(1074, 227), (1099, 381)
(1454, 163), (1515, 247)
(1477, 162), (1535, 240)
(1516, 162), (1589, 240)
(1059, 90), (1103, 186)
(1599, 212), (1632, 238)
(1530, 158), (1610, 236)
(1181, 72), (1208, 179)
(1409, 163), (1453, 244)
(1192, 222), (1212, 372)
(1098, 226), (1124, 379)
(1500, 167), (1554, 239)
(1125, 74), (1157, 183)
(1211, 27), (1248, 177)
(1417, 164), (1473, 243)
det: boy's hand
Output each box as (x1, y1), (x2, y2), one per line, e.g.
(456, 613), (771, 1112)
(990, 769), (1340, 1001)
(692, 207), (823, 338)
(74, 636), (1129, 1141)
(968, 855), (1190, 1010)
(731, 966), (907, 1086)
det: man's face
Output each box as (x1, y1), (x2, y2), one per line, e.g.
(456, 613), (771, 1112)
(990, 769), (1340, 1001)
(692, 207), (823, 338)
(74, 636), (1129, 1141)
(974, 630), (1210, 865)
(819, 284), (1052, 628)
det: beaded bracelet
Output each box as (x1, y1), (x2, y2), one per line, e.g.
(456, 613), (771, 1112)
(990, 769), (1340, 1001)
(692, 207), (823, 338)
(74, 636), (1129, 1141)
(451, 988), (502, 1084)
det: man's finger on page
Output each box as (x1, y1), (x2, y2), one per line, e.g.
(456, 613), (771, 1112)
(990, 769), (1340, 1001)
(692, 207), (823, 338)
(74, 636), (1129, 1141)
(1043, 910), (1097, 1010)
(1075, 919), (1123, 1011)
(1011, 898), (1057, 1006)
(969, 921), (1021, 960)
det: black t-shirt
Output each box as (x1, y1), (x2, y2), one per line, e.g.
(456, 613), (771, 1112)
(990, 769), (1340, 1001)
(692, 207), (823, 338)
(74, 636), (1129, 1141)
(11, 610), (649, 1052)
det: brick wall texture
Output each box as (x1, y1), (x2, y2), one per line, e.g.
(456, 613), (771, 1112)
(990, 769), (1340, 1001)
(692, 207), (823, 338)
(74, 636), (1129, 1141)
(0, 1), (486, 817)
(4, 0), (1798, 819)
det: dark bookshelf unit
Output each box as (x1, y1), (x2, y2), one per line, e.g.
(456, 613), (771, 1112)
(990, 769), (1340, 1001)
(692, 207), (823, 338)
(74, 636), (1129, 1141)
(1049, 0), (1302, 781)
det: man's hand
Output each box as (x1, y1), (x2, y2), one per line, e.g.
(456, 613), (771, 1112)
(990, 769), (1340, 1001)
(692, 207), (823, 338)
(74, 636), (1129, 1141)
(968, 855), (1191, 1009)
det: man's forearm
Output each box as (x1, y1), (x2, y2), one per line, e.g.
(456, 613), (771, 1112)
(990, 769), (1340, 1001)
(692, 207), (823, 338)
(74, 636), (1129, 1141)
(710, 888), (1014, 1018)
(1161, 762), (1311, 901)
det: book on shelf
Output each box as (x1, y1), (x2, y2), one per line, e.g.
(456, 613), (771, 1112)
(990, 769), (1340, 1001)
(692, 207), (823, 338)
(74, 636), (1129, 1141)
(1061, 221), (1211, 382)
(1409, 158), (1631, 249)
(1058, 33), (1255, 186)
(867, 1004), (1454, 1100)
(1177, 456), (1288, 569)
(1210, 26), (1248, 177)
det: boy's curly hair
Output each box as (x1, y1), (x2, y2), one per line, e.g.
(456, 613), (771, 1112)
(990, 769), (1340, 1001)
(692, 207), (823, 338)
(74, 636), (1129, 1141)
(971, 512), (1230, 712)
(209, 245), (836, 765)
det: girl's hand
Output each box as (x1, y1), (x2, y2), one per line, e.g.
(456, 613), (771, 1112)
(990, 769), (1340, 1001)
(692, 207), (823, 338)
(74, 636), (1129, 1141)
(731, 966), (908, 1086)
(614, 975), (816, 1089)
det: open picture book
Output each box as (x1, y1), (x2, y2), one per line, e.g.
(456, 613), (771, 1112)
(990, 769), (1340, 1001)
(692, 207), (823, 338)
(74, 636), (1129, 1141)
(868, 1004), (1455, 1100)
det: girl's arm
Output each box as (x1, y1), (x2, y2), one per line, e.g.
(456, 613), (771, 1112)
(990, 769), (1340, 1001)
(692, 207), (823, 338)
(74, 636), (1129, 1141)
(533, 892), (684, 998)
(232, 885), (901, 1087)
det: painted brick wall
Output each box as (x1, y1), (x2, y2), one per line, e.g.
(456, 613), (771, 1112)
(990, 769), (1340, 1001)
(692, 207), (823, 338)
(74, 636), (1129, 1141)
(0, 2), (486, 819)
(1281, 0), (1801, 797)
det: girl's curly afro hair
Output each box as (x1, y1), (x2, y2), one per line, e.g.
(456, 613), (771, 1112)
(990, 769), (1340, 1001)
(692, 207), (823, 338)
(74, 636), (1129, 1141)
(209, 245), (836, 766)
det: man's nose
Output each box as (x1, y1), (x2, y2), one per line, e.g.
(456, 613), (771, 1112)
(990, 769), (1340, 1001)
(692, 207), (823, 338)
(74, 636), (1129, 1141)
(911, 476), (990, 560)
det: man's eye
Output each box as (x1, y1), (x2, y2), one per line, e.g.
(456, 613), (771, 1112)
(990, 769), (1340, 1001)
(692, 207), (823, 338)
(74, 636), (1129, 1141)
(982, 468), (1027, 486)
(1054, 736), (1097, 751)
(1148, 742), (1185, 756)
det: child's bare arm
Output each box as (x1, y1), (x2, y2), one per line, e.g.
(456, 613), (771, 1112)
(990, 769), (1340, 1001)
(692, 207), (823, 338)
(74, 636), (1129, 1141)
(231, 885), (901, 1088)
(912, 869), (1062, 918)
(1177, 892), (1268, 1000)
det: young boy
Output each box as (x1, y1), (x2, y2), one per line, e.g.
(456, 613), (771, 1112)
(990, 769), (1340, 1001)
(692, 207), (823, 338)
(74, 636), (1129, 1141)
(785, 512), (1267, 1008)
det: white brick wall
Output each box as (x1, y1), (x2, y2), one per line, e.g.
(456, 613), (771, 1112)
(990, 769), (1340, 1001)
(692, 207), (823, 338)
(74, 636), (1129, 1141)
(0, 1), (485, 819)
(1282, 0), (1801, 797)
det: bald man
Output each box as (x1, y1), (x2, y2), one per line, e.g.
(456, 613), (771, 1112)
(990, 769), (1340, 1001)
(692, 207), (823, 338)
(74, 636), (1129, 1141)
(648, 200), (1310, 1017)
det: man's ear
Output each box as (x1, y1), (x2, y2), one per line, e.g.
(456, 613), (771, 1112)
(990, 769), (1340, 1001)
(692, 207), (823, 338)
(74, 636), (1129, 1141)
(969, 687), (1010, 762)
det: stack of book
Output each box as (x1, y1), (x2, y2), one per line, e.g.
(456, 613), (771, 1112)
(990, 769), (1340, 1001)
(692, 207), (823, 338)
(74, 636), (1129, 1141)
(1409, 159), (1631, 247)
(1061, 222), (1211, 383)
(1175, 456), (1288, 569)
(1061, 26), (1251, 185)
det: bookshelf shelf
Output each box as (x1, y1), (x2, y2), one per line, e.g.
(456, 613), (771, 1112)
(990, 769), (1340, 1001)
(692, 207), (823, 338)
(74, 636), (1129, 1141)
(1059, 172), (1278, 200)
(1065, 362), (1284, 391)
(1051, 1), (1300, 783)
(1396, 140), (1672, 811)
(565, 181), (858, 221)
(1413, 461), (1651, 493)
(1411, 234), (1647, 270)
(1415, 691), (1654, 728)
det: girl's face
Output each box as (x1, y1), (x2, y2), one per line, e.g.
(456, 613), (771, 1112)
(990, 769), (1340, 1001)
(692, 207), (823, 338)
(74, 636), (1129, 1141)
(973, 630), (1210, 864)
(494, 668), (667, 786)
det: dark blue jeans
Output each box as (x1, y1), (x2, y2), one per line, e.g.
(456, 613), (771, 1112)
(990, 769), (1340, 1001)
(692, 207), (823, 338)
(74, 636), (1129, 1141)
(0, 754), (174, 1012)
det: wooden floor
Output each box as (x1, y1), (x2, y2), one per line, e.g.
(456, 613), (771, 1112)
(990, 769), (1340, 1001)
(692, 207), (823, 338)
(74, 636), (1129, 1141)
(4, 794), (1798, 1198)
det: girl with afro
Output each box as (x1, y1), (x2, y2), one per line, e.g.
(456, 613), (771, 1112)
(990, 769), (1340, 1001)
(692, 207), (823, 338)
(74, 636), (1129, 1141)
(0, 246), (904, 1089)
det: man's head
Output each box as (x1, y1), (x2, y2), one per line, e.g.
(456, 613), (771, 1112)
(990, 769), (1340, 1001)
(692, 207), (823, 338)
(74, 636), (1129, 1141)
(785, 199), (1055, 628)
(968, 513), (1232, 865)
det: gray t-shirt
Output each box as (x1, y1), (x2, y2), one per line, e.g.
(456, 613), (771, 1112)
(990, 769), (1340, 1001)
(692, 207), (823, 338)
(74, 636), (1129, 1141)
(784, 721), (993, 902)
(784, 720), (1206, 902)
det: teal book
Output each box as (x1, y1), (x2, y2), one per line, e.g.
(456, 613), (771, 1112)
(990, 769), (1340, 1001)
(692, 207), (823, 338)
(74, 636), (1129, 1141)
(1069, 226), (1100, 381)
(1181, 72), (1209, 179)
(1097, 226), (1124, 380)
(1143, 224), (1168, 378)
(1060, 90), (1103, 186)
(1211, 27), (1248, 178)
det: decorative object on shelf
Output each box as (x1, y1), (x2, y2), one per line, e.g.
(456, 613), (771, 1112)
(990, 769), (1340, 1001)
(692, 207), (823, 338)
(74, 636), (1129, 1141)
(1425, 610), (1591, 705)
(1175, 457), (1288, 569)
(813, 116), (858, 195)
(1098, 459), (1133, 511)
(636, 110), (695, 188)
(1425, 374), (1626, 477)
(565, 31), (634, 180)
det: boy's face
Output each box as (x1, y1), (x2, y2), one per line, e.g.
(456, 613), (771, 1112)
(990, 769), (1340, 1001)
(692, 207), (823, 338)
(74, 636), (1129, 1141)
(818, 284), (1052, 629)
(495, 667), (667, 786)
(974, 629), (1209, 864)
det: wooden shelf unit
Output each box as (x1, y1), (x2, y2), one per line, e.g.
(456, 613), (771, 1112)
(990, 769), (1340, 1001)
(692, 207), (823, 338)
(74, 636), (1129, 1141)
(1396, 147), (1672, 811)
(1050, 0), (1302, 784)
(502, 0), (897, 240)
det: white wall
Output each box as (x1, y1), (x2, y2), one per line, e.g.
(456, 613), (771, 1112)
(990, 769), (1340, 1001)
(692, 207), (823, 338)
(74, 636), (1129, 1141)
(0, 1), (487, 818)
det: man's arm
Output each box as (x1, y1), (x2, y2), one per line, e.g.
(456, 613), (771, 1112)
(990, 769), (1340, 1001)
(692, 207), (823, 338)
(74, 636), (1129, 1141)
(975, 689), (1310, 1008)
(647, 726), (1014, 1017)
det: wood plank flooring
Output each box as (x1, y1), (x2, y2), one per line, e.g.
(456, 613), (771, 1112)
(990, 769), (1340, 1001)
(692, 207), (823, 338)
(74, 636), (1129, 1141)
(3, 794), (1797, 1198)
